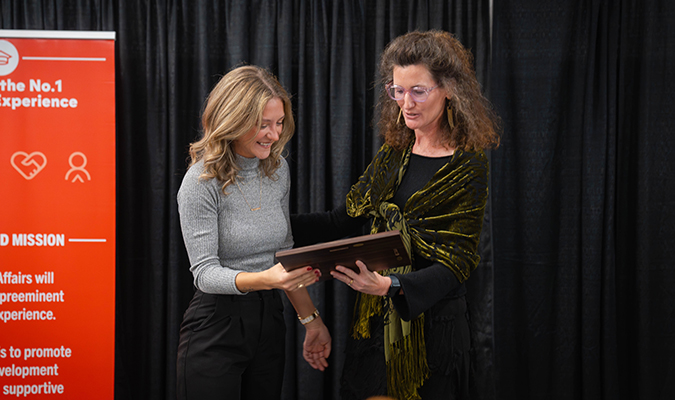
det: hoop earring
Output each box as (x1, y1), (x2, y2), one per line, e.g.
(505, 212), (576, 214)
(447, 104), (455, 130)
(397, 108), (403, 125)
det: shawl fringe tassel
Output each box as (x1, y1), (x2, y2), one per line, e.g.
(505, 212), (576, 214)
(386, 316), (429, 400)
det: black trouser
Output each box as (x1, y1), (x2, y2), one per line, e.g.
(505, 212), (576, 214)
(176, 289), (286, 400)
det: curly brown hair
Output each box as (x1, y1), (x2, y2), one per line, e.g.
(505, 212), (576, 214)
(377, 30), (500, 151)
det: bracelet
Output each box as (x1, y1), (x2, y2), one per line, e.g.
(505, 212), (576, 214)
(298, 309), (320, 325)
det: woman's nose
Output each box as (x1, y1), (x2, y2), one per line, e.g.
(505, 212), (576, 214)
(402, 92), (416, 108)
(268, 126), (280, 140)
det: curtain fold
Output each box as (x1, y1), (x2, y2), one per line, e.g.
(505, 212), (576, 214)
(491, 1), (619, 398)
(615, 1), (675, 399)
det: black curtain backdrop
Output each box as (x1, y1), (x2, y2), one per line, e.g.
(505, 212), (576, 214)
(1, 1), (673, 400)
(491, 1), (675, 400)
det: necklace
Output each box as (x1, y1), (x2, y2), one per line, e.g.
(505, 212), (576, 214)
(235, 172), (262, 211)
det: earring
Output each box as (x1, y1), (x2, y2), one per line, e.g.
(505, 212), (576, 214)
(447, 104), (455, 130)
(397, 108), (403, 125)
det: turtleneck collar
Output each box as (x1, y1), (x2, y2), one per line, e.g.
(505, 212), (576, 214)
(235, 154), (261, 177)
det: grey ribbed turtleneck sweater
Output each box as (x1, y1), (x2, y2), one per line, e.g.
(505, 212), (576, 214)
(177, 154), (293, 295)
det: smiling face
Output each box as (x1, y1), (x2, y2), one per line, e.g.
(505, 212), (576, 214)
(393, 64), (449, 136)
(233, 97), (285, 159)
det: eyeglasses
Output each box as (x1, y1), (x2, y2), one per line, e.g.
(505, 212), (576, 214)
(385, 83), (438, 102)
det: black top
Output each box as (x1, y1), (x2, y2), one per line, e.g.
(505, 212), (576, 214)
(388, 153), (464, 319)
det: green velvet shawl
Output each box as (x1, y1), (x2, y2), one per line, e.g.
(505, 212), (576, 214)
(345, 141), (488, 400)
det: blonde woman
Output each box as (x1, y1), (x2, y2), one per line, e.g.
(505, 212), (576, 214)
(176, 65), (330, 400)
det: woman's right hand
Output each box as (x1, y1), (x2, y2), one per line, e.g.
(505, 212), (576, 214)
(235, 263), (320, 293)
(265, 262), (320, 292)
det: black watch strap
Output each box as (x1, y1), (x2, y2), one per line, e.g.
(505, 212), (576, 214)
(387, 275), (401, 297)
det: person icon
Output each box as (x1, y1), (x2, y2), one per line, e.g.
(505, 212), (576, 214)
(65, 152), (91, 183)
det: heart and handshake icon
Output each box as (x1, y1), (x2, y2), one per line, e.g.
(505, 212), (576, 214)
(11, 151), (48, 180)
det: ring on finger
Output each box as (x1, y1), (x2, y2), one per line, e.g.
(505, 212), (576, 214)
(348, 279), (354, 286)
(298, 283), (304, 289)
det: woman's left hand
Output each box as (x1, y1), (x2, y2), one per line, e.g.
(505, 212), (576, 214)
(302, 320), (331, 371)
(330, 260), (390, 296)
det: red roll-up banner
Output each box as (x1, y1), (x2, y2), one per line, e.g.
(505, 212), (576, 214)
(0, 30), (116, 399)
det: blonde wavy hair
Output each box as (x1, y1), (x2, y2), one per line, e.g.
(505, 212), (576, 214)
(188, 65), (295, 194)
(377, 30), (500, 151)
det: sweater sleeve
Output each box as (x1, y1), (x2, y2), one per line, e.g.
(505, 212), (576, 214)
(177, 165), (243, 295)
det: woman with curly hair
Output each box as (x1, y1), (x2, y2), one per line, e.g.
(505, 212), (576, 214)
(292, 30), (500, 399)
